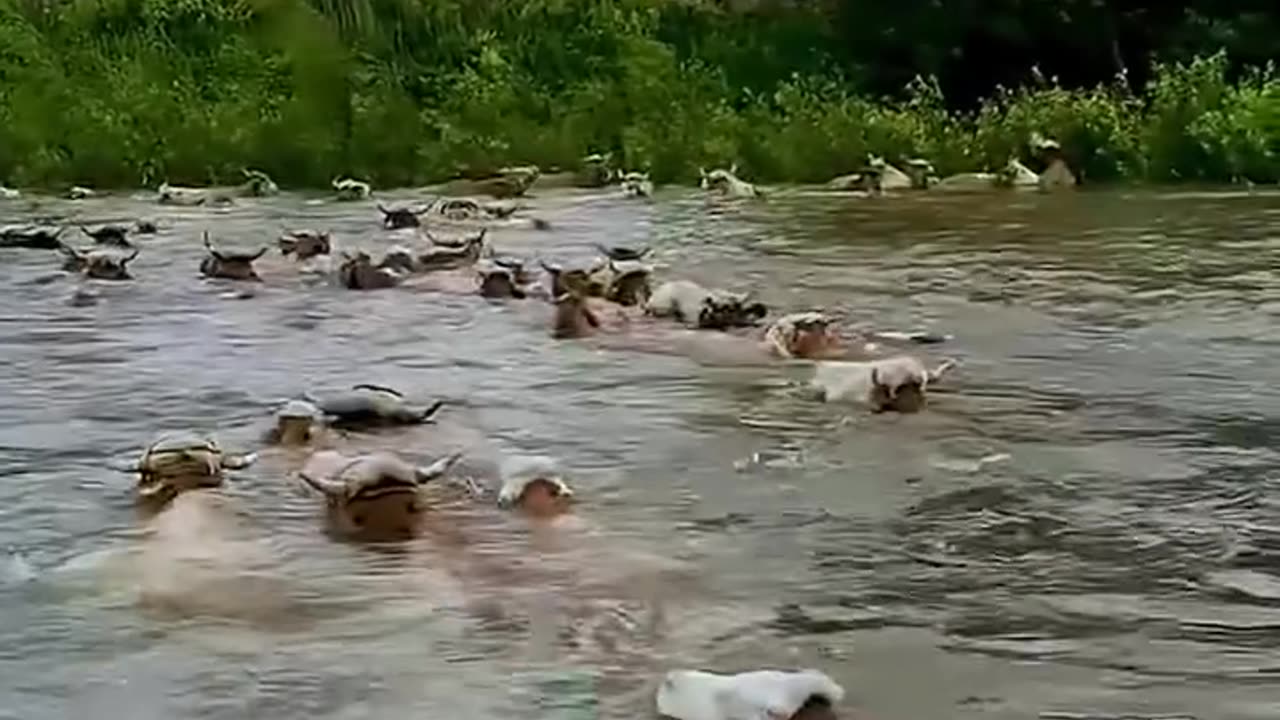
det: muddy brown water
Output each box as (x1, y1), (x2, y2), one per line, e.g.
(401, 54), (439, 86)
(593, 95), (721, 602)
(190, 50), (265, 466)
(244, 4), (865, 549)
(2, 186), (1280, 720)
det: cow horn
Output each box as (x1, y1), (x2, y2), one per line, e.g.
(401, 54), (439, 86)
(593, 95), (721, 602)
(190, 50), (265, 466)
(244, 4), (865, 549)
(414, 451), (462, 484)
(297, 471), (344, 499)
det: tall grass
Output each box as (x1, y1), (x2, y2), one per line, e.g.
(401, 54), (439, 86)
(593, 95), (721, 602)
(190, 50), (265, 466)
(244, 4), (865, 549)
(0, 0), (1276, 189)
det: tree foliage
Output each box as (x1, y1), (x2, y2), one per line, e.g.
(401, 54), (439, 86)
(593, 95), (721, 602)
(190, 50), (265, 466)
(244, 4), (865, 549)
(0, 0), (1275, 187)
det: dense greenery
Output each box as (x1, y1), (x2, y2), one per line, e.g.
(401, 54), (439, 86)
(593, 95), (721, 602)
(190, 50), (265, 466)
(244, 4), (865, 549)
(0, 0), (1276, 189)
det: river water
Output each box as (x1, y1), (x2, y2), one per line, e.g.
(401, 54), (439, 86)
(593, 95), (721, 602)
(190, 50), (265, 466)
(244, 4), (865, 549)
(2, 185), (1280, 720)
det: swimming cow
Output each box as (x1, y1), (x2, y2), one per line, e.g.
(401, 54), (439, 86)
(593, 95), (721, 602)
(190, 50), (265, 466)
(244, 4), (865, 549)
(594, 243), (650, 263)
(995, 158), (1042, 188)
(105, 432), (305, 627)
(337, 250), (406, 290)
(645, 280), (768, 330)
(297, 450), (462, 539)
(826, 169), (880, 194)
(488, 165), (541, 199)
(2, 225), (65, 249)
(57, 244), (139, 280)
(117, 431), (258, 505)
(238, 168), (279, 197)
(762, 312), (844, 359)
(934, 157), (1040, 192)
(863, 155), (937, 191)
(586, 255), (655, 307)
(79, 224), (133, 248)
(548, 284), (635, 340)
(437, 166), (540, 200)
(303, 384), (445, 431)
(620, 171), (654, 198)
(902, 158), (939, 189)
(810, 356), (957, 413)
(157, 182), (202, 206)
(577, 153), (616, 188)
(376, 244), (420, 275)
(332, 177), (372, 201)
(656, 668), (845, 720)
(277, 230), (332, 261)
(541, 260), (593, 298)
(200, 232), (266, 281)
(476, 258), (536, 299)
(1031, 134), (1078, 190)
(430, 197), (518, 222)
(551, 290), (603, 339)
(490, 254), (536, 286)
(496, 457), (576, 519)
(417, 229), (487, 271)
(263, 400), (328, 446)
(699, 165), (762, 199)
(764, 313), (952, 361)
(157, 182), (234, 207)
(542, 257), (646, 305)
(378, 204), (427, 230)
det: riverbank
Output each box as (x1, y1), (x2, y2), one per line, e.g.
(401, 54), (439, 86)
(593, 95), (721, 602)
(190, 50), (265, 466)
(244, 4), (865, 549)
(0, 0), (1275, 190)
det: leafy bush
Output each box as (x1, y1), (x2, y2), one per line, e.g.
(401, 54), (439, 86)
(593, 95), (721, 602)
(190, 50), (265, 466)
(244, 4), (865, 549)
(0, 0), (1276, 188)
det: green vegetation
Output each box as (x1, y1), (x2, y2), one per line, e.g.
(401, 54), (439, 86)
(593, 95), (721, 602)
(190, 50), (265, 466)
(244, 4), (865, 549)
(0, 0), (1276, 189)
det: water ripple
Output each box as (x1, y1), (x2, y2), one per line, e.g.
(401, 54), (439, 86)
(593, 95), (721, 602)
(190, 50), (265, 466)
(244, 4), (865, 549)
(1, 187), (1278, 719)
